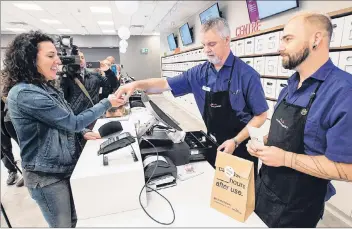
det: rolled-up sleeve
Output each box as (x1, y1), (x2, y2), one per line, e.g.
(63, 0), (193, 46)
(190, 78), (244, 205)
(325, 89), (352, 163)
(245, 74), (269, 115)
(17, 89), (111, 133)
(166, 66), (199, 97)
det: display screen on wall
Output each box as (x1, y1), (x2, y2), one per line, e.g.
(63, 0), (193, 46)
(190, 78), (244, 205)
(246, 0), (299, 23)
(179, 23), (193, 46)
(199, 3), (221, 24)
(167, 33), (177, 51)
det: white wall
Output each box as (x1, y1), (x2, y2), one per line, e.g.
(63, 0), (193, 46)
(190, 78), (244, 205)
(120, 35), (161, 80)
(1, 34), (162, 77)
(160, 1), (352, 55)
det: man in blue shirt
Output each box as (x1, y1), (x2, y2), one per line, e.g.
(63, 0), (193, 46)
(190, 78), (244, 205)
(247, 12), (352, 227)
(116, 18), (268, 175)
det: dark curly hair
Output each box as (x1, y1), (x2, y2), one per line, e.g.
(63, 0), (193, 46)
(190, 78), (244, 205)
(1, 30), (55, 96)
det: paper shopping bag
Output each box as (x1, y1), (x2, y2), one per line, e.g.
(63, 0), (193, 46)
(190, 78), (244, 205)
(210, 151), (255, 223)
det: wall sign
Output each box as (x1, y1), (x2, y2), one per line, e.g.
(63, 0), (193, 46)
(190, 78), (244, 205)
(140, 48), (149, 54)
(235, 21), (261, 38)
(246, 0), (260, 23)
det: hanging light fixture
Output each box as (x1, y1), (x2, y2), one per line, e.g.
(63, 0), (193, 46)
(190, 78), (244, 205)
(118, 26), (131, 40)
(120, 47), (127, 53)
(115, 1), (139, 15)
(119, 39), (128, 49)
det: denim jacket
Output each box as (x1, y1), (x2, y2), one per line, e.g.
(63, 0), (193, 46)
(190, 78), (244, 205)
(7, 82), (111, 173)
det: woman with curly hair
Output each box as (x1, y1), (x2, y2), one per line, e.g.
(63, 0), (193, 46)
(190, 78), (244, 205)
(2, 30), (124, 227)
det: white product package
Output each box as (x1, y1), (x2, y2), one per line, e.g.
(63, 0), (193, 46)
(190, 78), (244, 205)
(247, 125), (265, 148)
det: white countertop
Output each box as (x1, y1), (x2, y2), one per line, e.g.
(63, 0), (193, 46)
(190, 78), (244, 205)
(71, 117), (142, 180)
(77, 161), (266, 227)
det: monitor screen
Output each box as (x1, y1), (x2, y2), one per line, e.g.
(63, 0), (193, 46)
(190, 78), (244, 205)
(167, 33), (177, 51)
(199, 3), (221, 24)
(141, 93), (183, 131)
(247, 0), (299, 23)
(179, 23), (193, 46)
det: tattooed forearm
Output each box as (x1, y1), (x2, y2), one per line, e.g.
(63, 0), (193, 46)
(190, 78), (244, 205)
(287, 152), (352, 182)
(335, 163), (348, 180)
(311, 157), (328, 176)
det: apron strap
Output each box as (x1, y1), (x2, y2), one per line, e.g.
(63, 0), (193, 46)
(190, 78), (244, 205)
(305, 81), (323, 112)
(282, 80), (323, 106)
(227, 58), (236, 91)
(204, 57), (236, 89)
(205, 62), (210, 85)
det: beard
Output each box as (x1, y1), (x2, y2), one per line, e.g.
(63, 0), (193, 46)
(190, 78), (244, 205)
(281, 45), (310, 70)
(207, 53), (221, 65)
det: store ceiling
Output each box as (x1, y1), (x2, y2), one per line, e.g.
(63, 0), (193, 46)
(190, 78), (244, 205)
(1, 1), (214, 35)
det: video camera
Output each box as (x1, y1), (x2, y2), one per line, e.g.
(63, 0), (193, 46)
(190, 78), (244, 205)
(55, 35), (81, 77)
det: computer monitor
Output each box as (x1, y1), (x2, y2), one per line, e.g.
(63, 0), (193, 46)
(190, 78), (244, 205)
(246, 0), (299, 23)
(199, 3), (221, 24)
(167, 33), (177, 51)
(141, 93), (183, 131)
(179, 23), (193, 46)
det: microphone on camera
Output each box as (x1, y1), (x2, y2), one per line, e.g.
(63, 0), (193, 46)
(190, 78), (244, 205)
(98, 121), (123, 137)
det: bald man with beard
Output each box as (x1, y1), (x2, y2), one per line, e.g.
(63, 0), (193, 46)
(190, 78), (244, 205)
(246, 12), (352, 227)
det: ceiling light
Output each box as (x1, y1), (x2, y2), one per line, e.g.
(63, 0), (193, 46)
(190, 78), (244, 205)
(40, 19), (62, 24)
(119, 39), (128, 49)
(115, 1), (139, 15)
(90, 6), (111, 14)
(102, 29), (116, 33)
(57, 29), (72, 32)
(97, 21), (114, 25)
(5, 28), (26, 32)
(13, 3), (43, 11)
(118, 26), (131, 40)
(153, 32), (160, 36)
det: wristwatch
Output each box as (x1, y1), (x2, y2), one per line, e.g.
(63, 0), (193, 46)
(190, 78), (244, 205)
(232, 137), (240, 148)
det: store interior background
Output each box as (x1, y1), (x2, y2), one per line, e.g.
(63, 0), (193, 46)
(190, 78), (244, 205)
(1, 0), (352, 227)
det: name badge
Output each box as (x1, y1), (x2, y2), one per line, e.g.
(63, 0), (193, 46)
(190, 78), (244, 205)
(99, 87), (102, 94)
(202, 86), (211, 92)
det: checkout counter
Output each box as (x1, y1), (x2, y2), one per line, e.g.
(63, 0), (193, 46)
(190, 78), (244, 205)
(70, 94), (267, 227)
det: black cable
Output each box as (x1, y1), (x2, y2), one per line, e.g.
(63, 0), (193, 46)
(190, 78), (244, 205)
(1, 151), (22, 175)
(139, 137), (175, 225)
(1, 203), (12, 228)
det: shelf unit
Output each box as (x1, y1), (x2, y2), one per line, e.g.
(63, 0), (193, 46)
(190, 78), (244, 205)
(161, 7), (352, 57)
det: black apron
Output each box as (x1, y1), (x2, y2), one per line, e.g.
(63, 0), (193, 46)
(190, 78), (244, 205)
(255, 82), (328, 227)
(202, 59), (258, 178)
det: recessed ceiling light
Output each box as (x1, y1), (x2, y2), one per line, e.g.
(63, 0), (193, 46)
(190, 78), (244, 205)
(97, 21), (114, 25)
(102, 29), (116, 33)
(40, 19), (62, 24)
(90, 6), (111, 14)
(5, 28), (26, 32)
(57, 29), (72, 32)
(13, 3), (43, 11)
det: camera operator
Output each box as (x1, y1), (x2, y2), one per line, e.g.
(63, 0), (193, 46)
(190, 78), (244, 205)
(59, 46), (112, 116)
